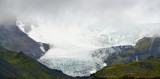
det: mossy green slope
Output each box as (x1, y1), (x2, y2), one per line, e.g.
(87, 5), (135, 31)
(0, 46), (73, 79)
(105, 37), (160, 66)
(90, 57), (160, 79)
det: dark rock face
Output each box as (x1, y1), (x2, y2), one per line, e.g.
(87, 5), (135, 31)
(0, 25), (48, 59)
(41, 43), (50, 52)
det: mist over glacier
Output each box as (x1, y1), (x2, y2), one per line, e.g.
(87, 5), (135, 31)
(1, 0), (160, 77)
(17, 19), (160, 76)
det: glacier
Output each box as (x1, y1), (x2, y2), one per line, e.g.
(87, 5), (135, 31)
(16, 18), (160, 76)
(1, 0), (160, 77)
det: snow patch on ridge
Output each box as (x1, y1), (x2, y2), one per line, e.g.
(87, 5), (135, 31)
(16, 20), (26, 33)
(39, 43), (46, 52)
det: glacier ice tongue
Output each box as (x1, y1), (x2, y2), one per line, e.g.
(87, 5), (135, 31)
(17, 19), (160, 76)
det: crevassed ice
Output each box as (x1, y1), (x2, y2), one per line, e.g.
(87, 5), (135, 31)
(17, 18), (160, 76)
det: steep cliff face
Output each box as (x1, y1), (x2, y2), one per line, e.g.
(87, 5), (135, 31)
(0, 25), (49, 59)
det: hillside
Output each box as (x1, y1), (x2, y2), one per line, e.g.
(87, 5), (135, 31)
(101, 37), (160, 66)
(0, 46), (73, 79)
(90, 56), (160, 79)
(0, 25), (50, 59)
(89, 37), (160, 79)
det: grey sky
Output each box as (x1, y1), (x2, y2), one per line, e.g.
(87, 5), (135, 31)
(0, 0), (160, 26)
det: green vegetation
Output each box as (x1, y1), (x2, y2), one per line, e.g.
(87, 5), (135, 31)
(90, 56), (160, 79)
(0, 46), (73, 79)
(105, 37), (160, 66)
(135, 37), (151, 52)
(94, 37), (160, 79)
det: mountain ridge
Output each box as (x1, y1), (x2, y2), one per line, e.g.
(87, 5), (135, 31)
(0, 45), (74, 79)
(0, 25), (50, 59)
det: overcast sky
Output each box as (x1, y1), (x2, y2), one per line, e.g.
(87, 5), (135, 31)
(0, 0), (160, 26)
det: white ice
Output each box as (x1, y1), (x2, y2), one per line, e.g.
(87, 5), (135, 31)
(17, 18), (160, 76)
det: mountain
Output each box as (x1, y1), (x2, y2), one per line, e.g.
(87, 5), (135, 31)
(0, 36), (160, 79)
(0, 25), (50, 59)
(104, 37), (160, 66)
(89, 56), (160, 79)
(0, 30), (160, 79)
(89, 37), (160, 79)
(0, 21), (160, 78)
(92, 37), (160, 67)
(0, 46), (74, 79)
(17, 19), (160, 76)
